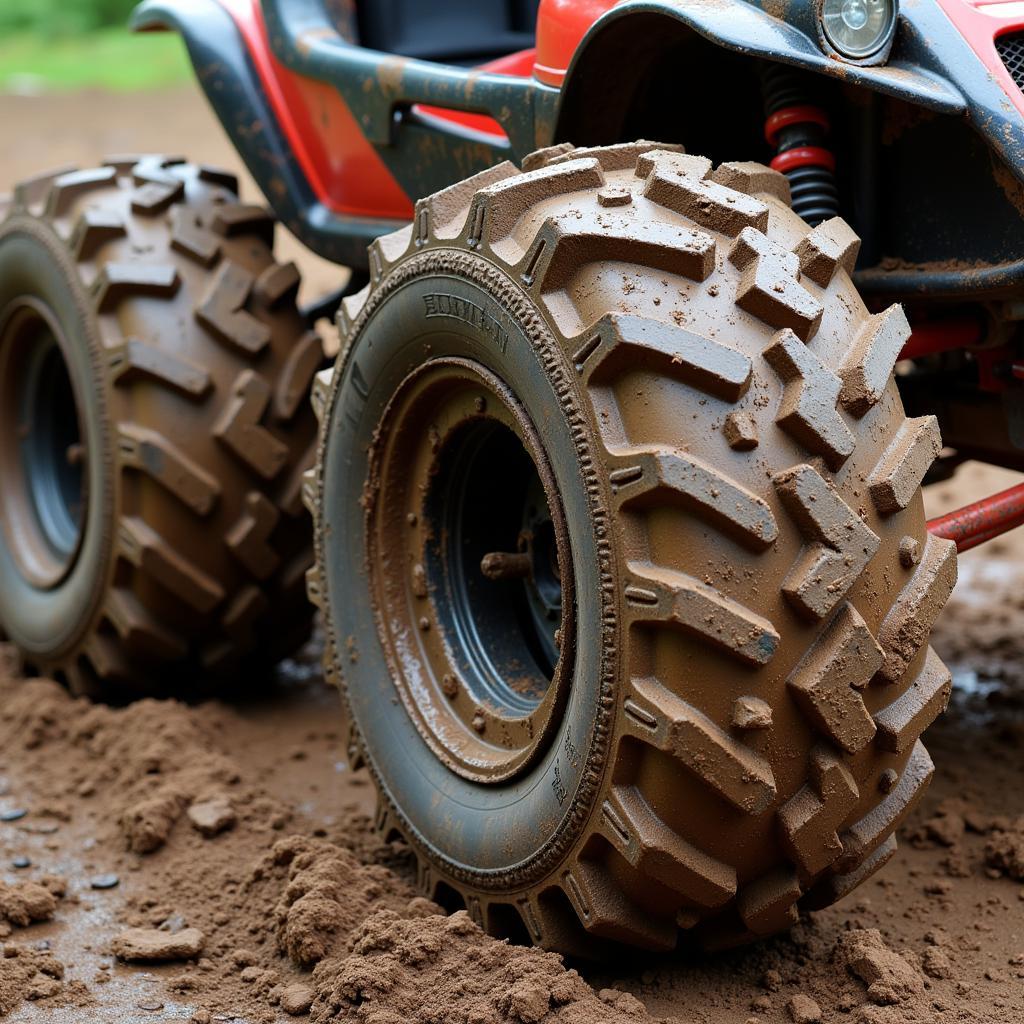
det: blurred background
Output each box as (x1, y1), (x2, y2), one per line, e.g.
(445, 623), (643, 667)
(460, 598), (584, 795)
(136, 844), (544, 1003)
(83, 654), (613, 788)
(0, 0), (189, 92)
(0, 0), (337, 298)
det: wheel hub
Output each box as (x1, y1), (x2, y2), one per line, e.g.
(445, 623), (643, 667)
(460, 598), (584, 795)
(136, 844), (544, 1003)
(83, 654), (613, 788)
(0, 297), (87, 589)
(367, 357), (575, 784)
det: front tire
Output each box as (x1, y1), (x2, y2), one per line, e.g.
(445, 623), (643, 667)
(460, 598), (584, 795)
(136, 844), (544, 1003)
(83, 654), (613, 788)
(0, 157), (319, 697)
(306, 142), (956, 952)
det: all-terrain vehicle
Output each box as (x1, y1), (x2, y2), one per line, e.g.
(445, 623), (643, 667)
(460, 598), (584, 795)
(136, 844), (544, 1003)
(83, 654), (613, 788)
(3, 0), (1024, 954)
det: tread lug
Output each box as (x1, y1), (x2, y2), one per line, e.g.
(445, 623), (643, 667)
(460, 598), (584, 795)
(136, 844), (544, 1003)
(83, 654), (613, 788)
(92, 263), (180, 312)
(170, 206), (221, 268)
(117, 517), (224, 613)
(641, 151), (769, 237)
(626, 563), (780, 668)
(195, 260), (271, 355)
(255, 260), (301, 306)
(532, 209), (715, 292)
(836, 742), (933, 872)
(108, 338), (212, 400)
(773, 463), (880, 621)
(795, 217), (860, 287)
(413, 162), (519, 243)
(584, 312), (751, 401)
(737, 867), (802, 936)
(873, 647), (951, 753)
(226, 492), (282, 580)
(117, 424), (220, 516)
(70, 208), (126, 261)
(778, 746), (859, 878)
(600, 786), (737, 906)
(104, 589), (187, 660)
(787, 603), (883, 754)
(711, 161), (791, 206)
(553, 140), (682, 172)
(45, 166), (117, 217)
(13, 165), (77, 212)
(624, 676), (777, 814)
(877, 534), (957, 684)
(520, 142), (576, 172)
(469, 157), (604, 251)
(210, 203), (275, 246)
(131, 179), (184, 215)
(610, 447), (777, 550)
(729, 227), (823, 340)
(868, 415), (942, 515)
(274, 331), (323, 421)
(213, 369), (290, 479)
(764, 328), (855, 469)
(197, 164), (240, 192)
(310, 367), (334, 423)
(566, 860), (677, 951)
(839, 304), (910, 417)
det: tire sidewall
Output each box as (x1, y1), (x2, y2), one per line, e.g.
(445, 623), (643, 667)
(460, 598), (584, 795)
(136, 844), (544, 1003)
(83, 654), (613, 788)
(323, 253), (616, 887)
(0, 216), (114, 658)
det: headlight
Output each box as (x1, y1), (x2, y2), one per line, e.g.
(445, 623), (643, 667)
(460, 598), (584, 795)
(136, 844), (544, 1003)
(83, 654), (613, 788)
(821, 0), (897, 60)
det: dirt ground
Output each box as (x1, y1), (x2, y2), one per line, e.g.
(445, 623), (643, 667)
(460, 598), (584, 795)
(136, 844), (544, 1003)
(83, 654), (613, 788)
(0, 88), (1022, 1024)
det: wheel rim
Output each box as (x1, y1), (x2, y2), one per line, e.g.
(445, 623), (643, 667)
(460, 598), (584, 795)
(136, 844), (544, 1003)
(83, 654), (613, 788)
(367, 357), (576, 784)
(0, 298), (87, 589)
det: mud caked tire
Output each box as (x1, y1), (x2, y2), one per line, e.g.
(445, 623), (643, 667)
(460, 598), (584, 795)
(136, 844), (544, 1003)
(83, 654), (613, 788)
(306, 142), (957, 952)
(0, 157), (319, 697)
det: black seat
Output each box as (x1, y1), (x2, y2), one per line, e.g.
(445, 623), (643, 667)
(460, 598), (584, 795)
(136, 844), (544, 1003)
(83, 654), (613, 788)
(356, 0), (541, 65)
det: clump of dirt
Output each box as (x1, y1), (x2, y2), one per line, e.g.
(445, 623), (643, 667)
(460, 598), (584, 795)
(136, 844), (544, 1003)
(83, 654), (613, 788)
(0, 944), (76, 1014)
(310, 909), (652, 1024)
(247, 834), (426, 966)
(0, 652), (660, 1022)
(984, 820), (1024, 881)
(835, 929), (924, 1007)
(1, 674), (254, 856)
(0, 877), (61, 928)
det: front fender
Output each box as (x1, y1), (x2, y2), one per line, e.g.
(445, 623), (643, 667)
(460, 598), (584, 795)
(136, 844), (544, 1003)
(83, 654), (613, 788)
(555, 1), (966, 123)
(557, 0), (1024, 188)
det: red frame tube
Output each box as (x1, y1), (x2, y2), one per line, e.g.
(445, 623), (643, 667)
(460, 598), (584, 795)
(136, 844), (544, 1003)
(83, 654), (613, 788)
(927, 482), (1024, 552)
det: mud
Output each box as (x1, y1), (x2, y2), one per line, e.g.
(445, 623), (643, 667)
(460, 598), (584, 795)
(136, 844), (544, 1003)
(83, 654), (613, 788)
(0, 465), (1015, 1024)
(0, 88), (1022, 1022)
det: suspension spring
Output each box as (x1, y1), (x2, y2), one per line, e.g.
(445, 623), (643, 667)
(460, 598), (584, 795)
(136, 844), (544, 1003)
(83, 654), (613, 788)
(761, 63), (839, 226)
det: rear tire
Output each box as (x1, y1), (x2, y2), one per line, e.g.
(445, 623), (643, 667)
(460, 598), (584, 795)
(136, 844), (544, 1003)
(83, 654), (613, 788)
(0, 157), (319, 698)
(307, 142), (957, 953)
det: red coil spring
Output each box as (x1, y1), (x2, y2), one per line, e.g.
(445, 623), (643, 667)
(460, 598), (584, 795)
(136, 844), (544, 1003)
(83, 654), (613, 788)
(762, 101), (839, 225)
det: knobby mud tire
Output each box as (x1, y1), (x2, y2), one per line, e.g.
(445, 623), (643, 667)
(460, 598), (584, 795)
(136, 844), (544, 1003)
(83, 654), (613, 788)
(306, 142), (956, 953)
(0, 158), (319, 698)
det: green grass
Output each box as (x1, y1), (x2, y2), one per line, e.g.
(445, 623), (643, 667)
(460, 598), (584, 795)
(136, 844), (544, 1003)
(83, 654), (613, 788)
(0, 29), (192, 92)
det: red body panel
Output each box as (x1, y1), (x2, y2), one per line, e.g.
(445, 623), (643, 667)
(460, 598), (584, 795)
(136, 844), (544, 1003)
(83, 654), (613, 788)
(936, 0), (1024, 118)
(220, 0), (413, 219)
(534, 0), (618, 85)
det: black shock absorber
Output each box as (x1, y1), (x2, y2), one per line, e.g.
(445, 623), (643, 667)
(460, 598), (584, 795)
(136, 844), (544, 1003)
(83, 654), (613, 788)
(760, 63), (839, 226)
